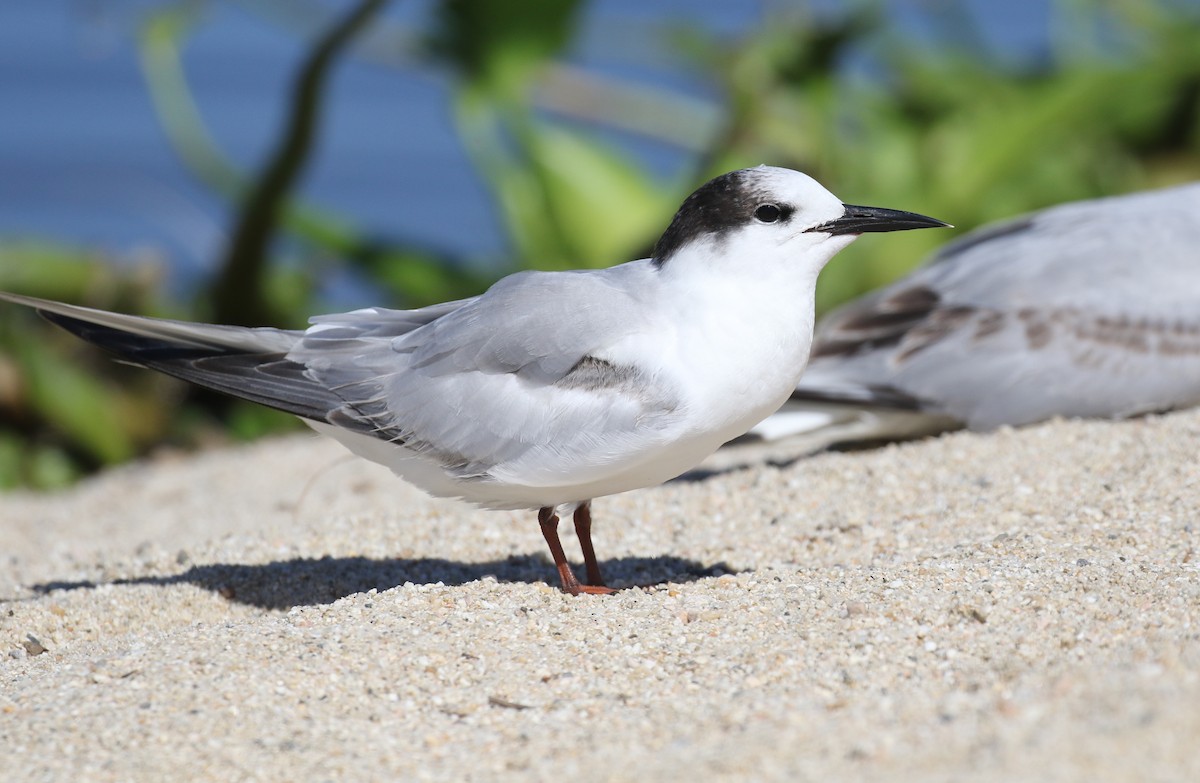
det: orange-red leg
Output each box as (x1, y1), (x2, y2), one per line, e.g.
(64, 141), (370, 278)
(572, 503), (607, 588)
(538, 506), (614, 595)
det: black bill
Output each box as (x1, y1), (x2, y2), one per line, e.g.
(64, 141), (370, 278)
(808, 204), (951, 236)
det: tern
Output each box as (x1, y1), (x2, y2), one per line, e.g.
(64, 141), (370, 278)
(0, 166), (947, 594)
(747, 181), (1200, 452)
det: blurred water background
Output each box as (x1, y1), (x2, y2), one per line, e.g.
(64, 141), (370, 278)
(1, 0), (1198, 487)
(1, 1), (1047, 287)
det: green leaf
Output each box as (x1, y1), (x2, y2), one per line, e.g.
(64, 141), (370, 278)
(427, 0), (584, 96)
(525, 127), (675, 268)
(14, 337), (137, 465)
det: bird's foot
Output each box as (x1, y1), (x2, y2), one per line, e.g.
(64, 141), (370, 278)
(568, 583), (616, 596)
(555, 564), (615, 596)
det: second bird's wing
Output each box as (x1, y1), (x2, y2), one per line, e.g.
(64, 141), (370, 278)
(751, 182), (1200, 445)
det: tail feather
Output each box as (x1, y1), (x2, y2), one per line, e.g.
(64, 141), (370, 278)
(744, 397), (961, 448)
(3, 292), (342, 423)
(0, 291), (299, 353)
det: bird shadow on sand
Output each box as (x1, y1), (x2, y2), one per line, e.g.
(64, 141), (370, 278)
(29, 554), (735, 610)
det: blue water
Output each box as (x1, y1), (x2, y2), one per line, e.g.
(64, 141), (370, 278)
(0, 1), (1055, 291)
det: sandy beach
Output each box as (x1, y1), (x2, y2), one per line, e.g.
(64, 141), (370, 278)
(2, 410), (1199, 781)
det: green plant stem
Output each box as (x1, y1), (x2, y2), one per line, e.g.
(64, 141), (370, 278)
(210, 0), (389, 327)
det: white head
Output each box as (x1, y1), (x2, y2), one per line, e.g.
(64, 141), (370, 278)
(652, 166), (948, 277)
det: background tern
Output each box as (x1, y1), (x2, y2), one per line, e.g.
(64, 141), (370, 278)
(0, 166), (947, 594)
(746, 181), (1200, 452)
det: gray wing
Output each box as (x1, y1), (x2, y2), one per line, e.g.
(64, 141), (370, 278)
(293, 265), (683, 487)
(771, 182), (1200, 438)
(2, 266), (681, 487)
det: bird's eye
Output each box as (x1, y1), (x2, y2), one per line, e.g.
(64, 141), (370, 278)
(755, 204), (782, 223)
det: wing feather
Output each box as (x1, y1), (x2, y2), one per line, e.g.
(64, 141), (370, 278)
(292, 264), (684, 486)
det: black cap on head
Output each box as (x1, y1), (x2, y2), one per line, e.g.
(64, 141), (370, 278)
(652, 170), (794, 266)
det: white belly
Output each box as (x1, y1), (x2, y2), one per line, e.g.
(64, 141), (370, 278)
(307, 415), (737, 512)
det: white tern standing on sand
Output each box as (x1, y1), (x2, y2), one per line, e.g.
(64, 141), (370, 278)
(746, 181), (1200, 451)
(0, 166), (948, 594)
